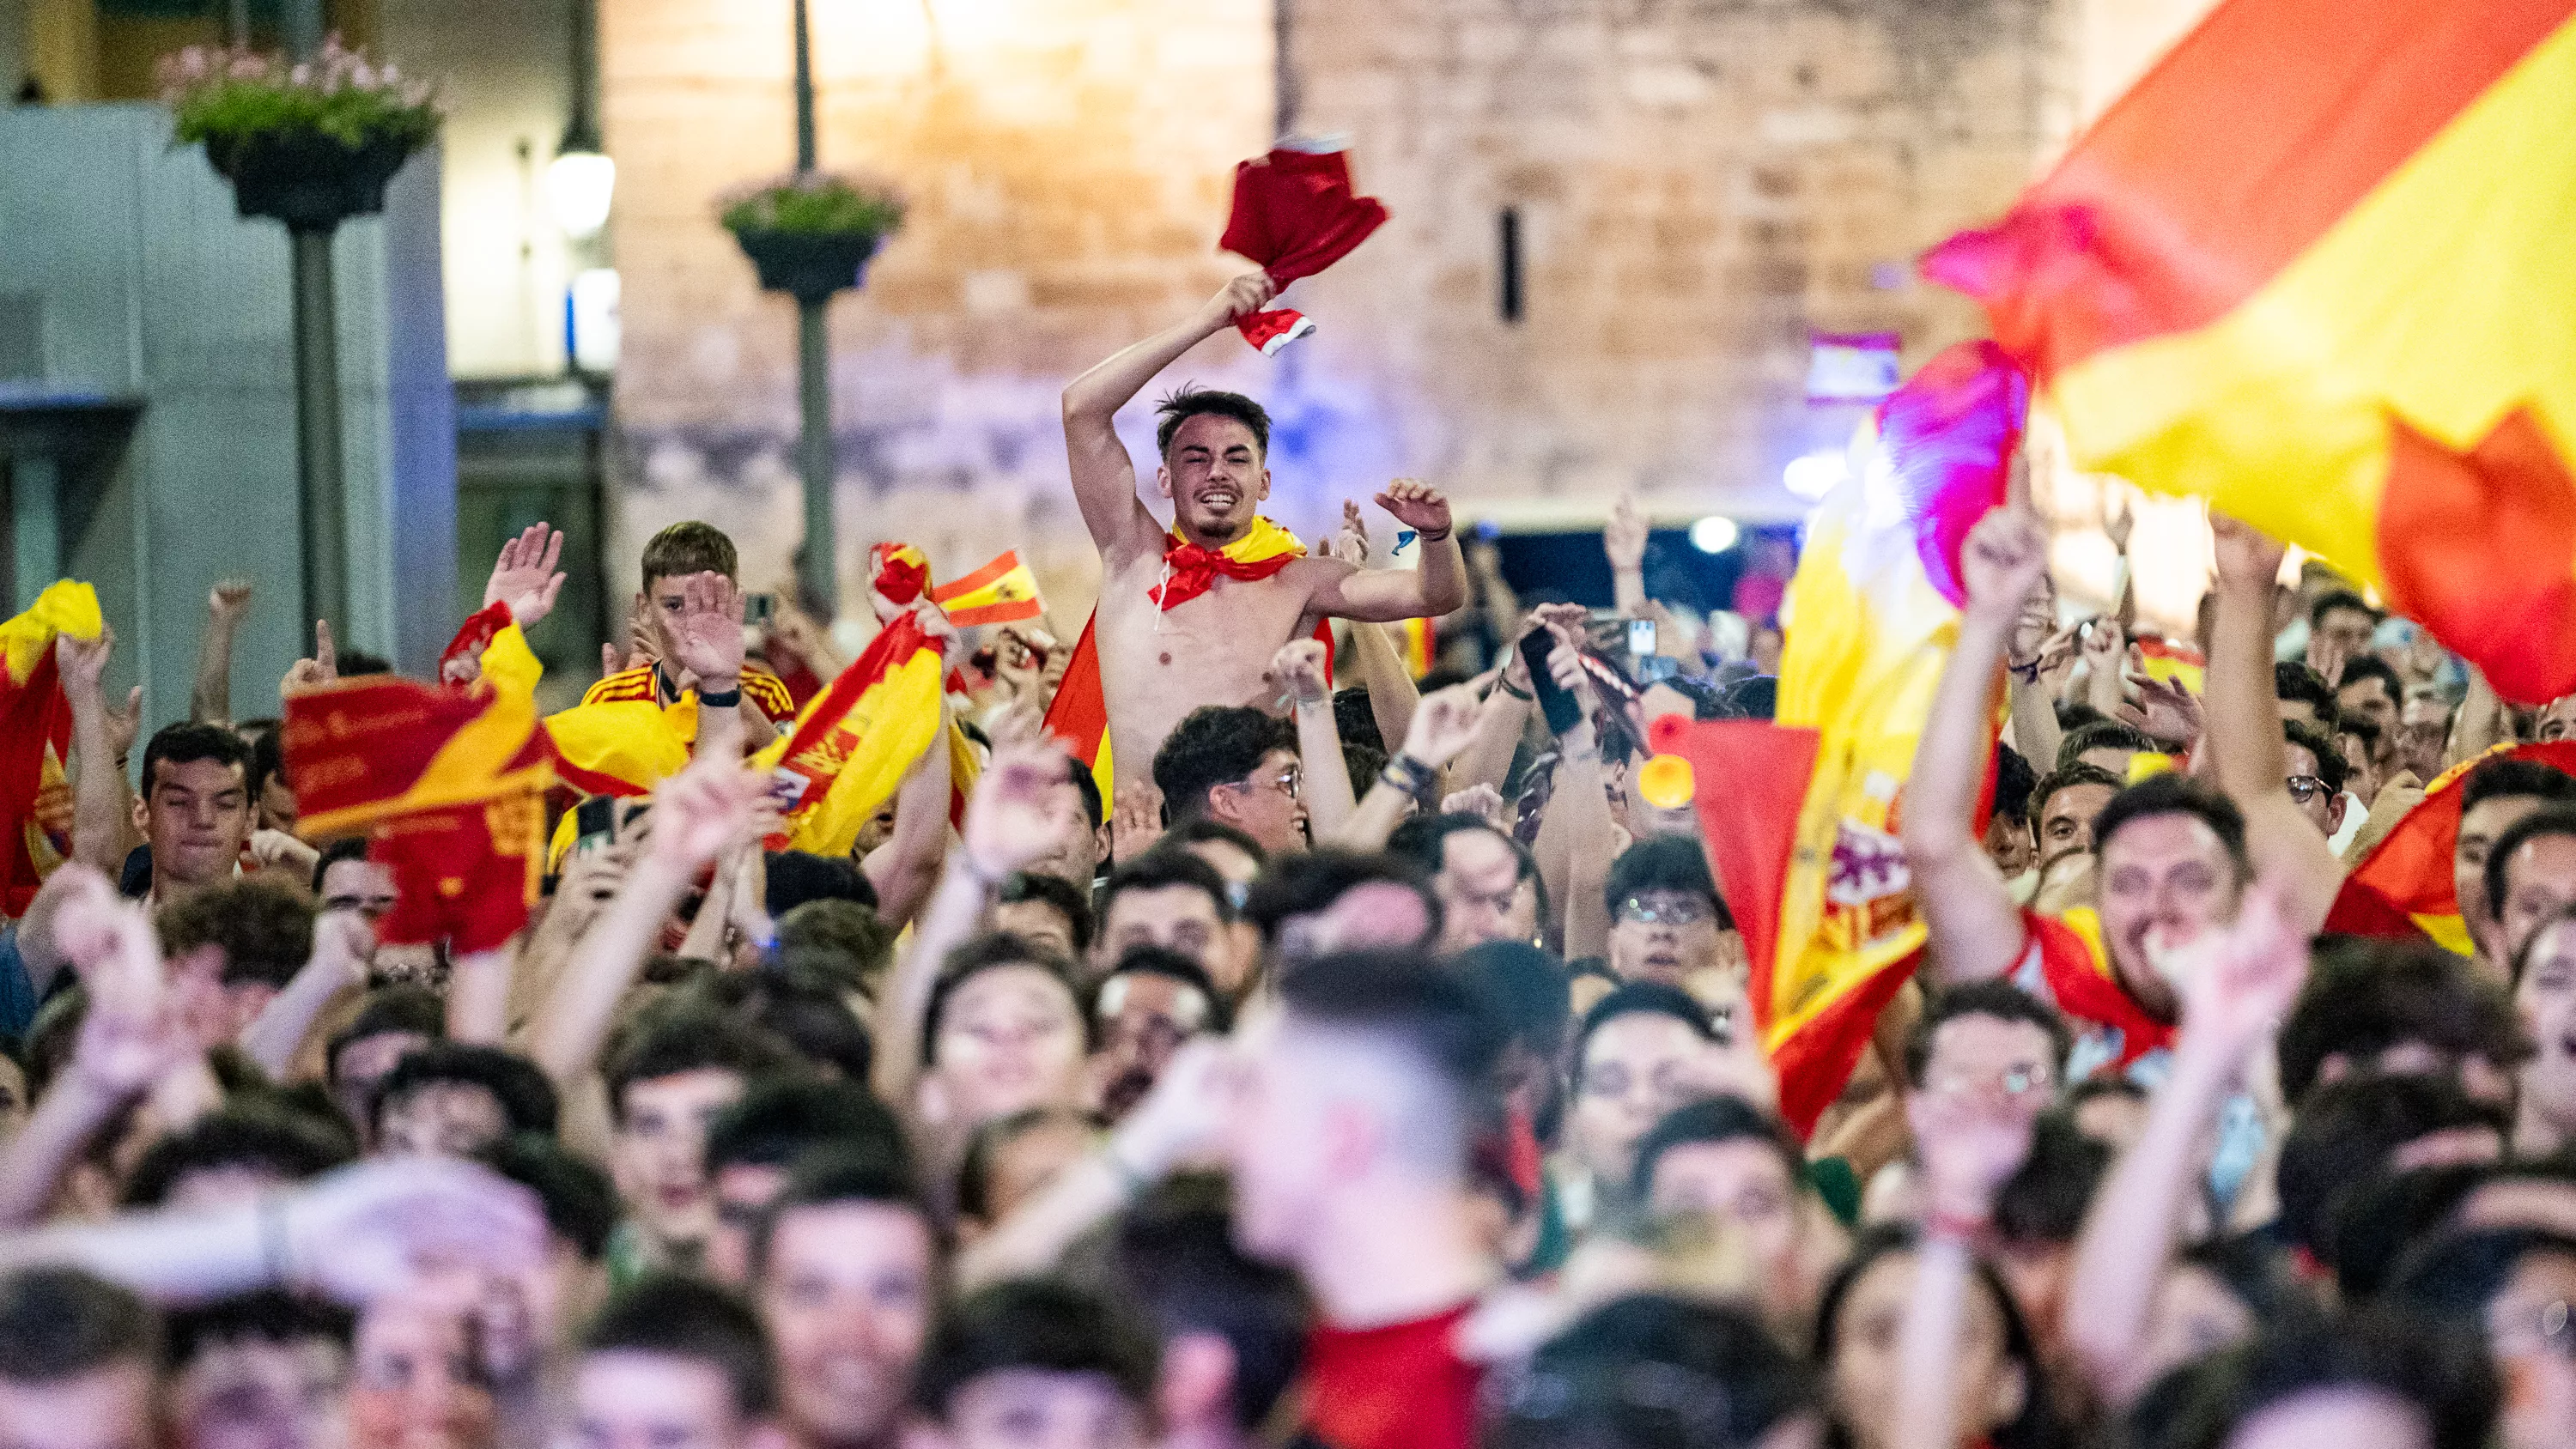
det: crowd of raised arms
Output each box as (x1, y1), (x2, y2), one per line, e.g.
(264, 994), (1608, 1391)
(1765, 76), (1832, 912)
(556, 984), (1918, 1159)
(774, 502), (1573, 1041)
(3, 274), (2573, 1449)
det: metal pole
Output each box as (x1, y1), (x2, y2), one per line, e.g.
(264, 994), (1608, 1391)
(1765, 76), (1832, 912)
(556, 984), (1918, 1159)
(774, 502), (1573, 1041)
(796, 297), (835, 615)
(283, 0), (324, 59)
(290, 229), (348, 641)
(226, 0), (251, 48)
(793, 0), (817, 173)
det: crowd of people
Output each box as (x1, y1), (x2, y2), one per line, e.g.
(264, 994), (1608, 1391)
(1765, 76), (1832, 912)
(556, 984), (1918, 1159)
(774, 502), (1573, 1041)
(1, 275), (2570, 1449)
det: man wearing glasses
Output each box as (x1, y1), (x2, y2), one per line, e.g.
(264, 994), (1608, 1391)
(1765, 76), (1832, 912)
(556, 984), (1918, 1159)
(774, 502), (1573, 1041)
(1599, 836), (1736, 995)
(2282, 719), (2352, 845)
(1150, 706), (1309, 856)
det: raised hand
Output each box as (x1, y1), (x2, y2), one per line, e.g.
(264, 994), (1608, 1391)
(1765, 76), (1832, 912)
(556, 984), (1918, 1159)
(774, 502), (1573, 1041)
(2305, 631), (2350, 689)
(2118, 672), (2204, 744)
(2080, 616), (2127, 675)
(1272, 638), (1331, 706)
(281, 620), (337, 700)
(1198, 271), (1279, 330)
(483, 523), (568, 629)
(57, 626), (113, 705)
(55, 868), (192, 1099)
(1109, 1037), (1237, 1179)
(279, 1157), (549, 1306)
(1441, 782), (1506, 827)
(646, 757), (762, 874)
(1375, 478), (1454, 541)
(2209, 513), (2287, 595)
(1605, 491), (1648, 573)
(1400, 684), (1483, 769)
(2170, 873), (2309, 1062)
(1959, 507), (2051, 621)
(1544, 619), (1604, 719)
(1908, 1081), (2037, 1229)
(993, 624), (1052, 700)
(2104, 492), (2135, 555)
(209, 579), (254, 626)
(961, 712), (1072, 881)
(246, 828), (322, 877)
(102, 683), (143, 765)
(1327, 499), (1370, 567)
(663, 571), (747, 691)
(1109, 779), (1164, 862)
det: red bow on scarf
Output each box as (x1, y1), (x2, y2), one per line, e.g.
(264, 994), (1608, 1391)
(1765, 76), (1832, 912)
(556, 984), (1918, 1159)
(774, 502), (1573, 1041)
(1150, 542), (1303, 611)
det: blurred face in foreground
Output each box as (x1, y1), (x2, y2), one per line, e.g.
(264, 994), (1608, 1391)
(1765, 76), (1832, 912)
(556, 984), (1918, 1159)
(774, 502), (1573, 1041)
(0, 1360), (155, 1449)
(933, 1370), (1148, 1449)
(1830, 1252), (2023, 1449)
(613, 1069), (746, 1254)
(2095, 810), (2242, 1022)
(929, 966), (1087, 1131)
(173, 1331), (350, 1449)
(1431, 828), (1534, 951)
(572, 1351), (769, 1449)
(760, 1202), (936, 1449)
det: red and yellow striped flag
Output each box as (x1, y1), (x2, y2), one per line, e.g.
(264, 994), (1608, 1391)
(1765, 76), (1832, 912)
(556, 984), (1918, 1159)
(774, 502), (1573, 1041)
(750, 610), (951, 856)
(1924, 0), (2576, 703)
(0, 582), (100, 913)
(930, 551), (1045, 628)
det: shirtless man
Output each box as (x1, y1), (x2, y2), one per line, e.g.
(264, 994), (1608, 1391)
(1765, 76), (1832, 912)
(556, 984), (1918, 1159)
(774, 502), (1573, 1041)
(1063, 273), (1466, 781)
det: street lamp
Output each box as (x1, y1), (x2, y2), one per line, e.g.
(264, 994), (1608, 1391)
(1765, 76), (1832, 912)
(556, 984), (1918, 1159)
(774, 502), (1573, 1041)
(548, 0), (614, 239)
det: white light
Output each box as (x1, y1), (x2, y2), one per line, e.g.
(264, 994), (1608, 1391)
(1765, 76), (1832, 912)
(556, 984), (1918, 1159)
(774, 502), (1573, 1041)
(1783, 448), (1848, 500)
(1689, 516), (1740, 555)
(570, 268), (621, 373)
(547, 149), (617, 239)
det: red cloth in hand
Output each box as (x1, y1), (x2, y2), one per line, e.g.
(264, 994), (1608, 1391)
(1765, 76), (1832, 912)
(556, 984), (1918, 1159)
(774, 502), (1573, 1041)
(1218, 144), (1388, 355)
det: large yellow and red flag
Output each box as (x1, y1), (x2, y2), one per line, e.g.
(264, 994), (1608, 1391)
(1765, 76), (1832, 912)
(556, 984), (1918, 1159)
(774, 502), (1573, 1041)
(1924, 0), (2576, 703)
(2325, 740), (2576, 952)
(750, 607), (955, 855)
(0, 582), (101, 914)
(1660, 343), (2028, 1137)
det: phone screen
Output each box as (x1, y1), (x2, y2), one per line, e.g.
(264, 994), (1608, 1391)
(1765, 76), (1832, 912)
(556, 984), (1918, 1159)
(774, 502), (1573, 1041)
(1627, 617), (1656, 656)
(744, 592), (779, 627)
(1519, 631), (1585, 736)
(574, 797), (617, 852)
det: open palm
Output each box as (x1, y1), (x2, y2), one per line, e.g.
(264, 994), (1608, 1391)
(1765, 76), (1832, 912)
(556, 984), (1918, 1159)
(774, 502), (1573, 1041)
(483, 524), (568, 628)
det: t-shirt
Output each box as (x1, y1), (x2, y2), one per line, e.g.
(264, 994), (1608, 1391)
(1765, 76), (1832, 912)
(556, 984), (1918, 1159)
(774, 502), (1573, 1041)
(1297, 1303), (1480, 1449)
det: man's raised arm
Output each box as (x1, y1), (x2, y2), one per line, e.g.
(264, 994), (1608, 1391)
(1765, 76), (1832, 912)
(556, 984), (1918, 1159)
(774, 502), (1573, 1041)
(1902, 507), (2050, 984)
(1303, 480), (1467, 622)
(2206, 516), (2343, 931)
(1062, 273), (1277, 561)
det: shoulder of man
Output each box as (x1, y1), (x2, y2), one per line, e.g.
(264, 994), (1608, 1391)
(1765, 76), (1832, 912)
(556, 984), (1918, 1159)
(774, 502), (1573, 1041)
(582, 664), (657, 706)
(740, 665), (797, 718)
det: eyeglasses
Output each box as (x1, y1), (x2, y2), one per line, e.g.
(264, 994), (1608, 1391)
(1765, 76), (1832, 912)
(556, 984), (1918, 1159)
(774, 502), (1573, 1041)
(1616, 894), (1716, 927)
(2494, 1297), (2576, 1359)
(1929, 1064), (2055, 1099)
(1241, 764), (1300, 801)
(2286, 775), (2328, 803)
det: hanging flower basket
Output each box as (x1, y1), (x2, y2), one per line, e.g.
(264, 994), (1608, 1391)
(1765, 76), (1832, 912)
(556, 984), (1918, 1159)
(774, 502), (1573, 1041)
(160, 36), (440, 234)
(720, 172), (904, 304)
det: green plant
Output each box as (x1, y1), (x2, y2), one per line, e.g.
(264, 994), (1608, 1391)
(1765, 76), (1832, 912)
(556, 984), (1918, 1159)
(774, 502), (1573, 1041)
(719, 172), (905, 239)
(157, 35), (439, 154)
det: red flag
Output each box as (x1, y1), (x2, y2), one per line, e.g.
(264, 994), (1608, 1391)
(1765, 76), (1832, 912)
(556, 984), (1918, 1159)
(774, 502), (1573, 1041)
(1218, 143), (1388, 355)
(2325, 740), (2576, 951)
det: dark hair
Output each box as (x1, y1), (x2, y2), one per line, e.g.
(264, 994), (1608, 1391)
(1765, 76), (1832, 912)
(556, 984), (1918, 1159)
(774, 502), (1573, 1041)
(1153, 386), (1271, 460)
(1086, 1174), (1307, 1432)
(1992, 744), (2038, 827)
(581, 1274), (775, 1418)
(2325, 1165), (2494, 1303)
(1722, 675), (1777, 721)
(2282, 718), (2348, 796)
(1095, 946), (1229, 1032)
(2308, 588), (2379, 633)
(312, 836), (370, 896)
(1493, 1293), (1819, 1449)
(325, 986), (445, 1082)
(764, 851), (878, 915)
(605, 1009), (802, 1124)
(2274, 660), (2341, 731)
(1241, 849), (1440, 948)
(163, 1291), (352, 1375)
(920, 933), (1085, 1069)
(1993, 1113), (2111, 1247)
(1814, 1227), (2063, 1449)
(1903, 979), (2070, 1086)
(334, 652), (392, 678)
(775, 899), (896, 985)
(2139, 1310), (2493, 1449)
(750, 1141), (927, 1278)
(913, 1278), (1160, 1423)
(480, 1133), (620, 1260)
(957, 1106), (1100, 1224)
(2091, 773), (2251, 880)
(0, 1267), (158, 1382)
(1455, 941), (1572, 1063)
(1331, 686), (1385, 755)
(2276, 1074), (2509, 1258)
(998, 871), (1095, 953)
(1630, 1094), (1802, 1203)
(1576, 981), (1716, 1075)
(1163, 817), (1267, 869)
(641, 520), (738, 588)
(2483, 804), (2576, 929)
(372, 1042), (560, 1140)
(1151, 706), (1295, 821)
(739, 974), (875, 1082)
(2386, 1226), (2576, 1327)
(1063, 754), (1104, 834)
(1601, 835), (1728, 925)
(248, 728), (286, 805)
(122, 1102), (357, 1208)
(2276, 937), (2525, 1105)
(1388, 813), (1536, 885)
(2026, 761), (2125, 834)
(2458, 755), (2576, 817)
(2057, 719), (2157, 770)
(1278, 948), (1510, 1119)
(141, 721), (252, 797)
(2337, 653), (2404, 710)
(2339, 713), (2383, 759)
(707, 1076), (903, 1179)
(157, 877), (315, 990)
(1098, 848), (1235, 928)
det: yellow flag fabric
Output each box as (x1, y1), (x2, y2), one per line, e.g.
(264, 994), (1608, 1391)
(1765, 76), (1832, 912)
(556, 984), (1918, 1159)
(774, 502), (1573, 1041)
(750, 610), (949, 857)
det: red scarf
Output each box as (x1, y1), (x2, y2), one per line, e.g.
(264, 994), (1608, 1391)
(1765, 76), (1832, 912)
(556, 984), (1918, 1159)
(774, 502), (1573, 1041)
(1148, 518), (1308, 610)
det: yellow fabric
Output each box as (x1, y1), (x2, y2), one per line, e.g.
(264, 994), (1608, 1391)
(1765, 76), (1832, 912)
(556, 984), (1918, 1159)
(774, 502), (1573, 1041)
(544, 699), (693, 791)
(2044, 17), (2576, 587)
(0, 581), (101, 687)
(937, 557), (1045, 618)
(1174, 515), (1308, 566)
(750, 643), (949, 858)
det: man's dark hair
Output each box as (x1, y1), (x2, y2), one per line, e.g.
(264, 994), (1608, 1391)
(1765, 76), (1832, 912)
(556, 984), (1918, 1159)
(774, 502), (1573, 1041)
(1163, 817), (1267, 870)
(2326, 1165), (2496, 1303)
(912, 1278), (1160, 1423)
(2274, 660), (2341, 730)
(2277, 937), (2526, 1105)
(2281, 718), (2349, 796)
(480, 1133), (620, 1260)
(1993, 744), (2038, 828)
(0, 1267), (157, 1383)
(605, 1009), (802, 1124)
(998, 871), (1095, 953)
(1094, 946), (1229, 1032)
(1098, 848), (1235, 927)
(640, 520), (738, 587)
(2385, 1227), (2576, 1329)
(1455, 941), (1571, 1063)
(957, 1106), (1101, 1224)
(2057, 719), (2158, 770)
(707, 1076), (904, 1179)
(2484, 804), (2576, 930)
(750, 1141), (927, 1279)
(1816, 1227), (2061, 1449)
(122, 1102), (357, 1208)
(1388, 813), (1537, 885)
(1601, 835), (1728, 925)
(1153, 386), (1271, 460)
(1063, 755), (1104, 833)
(2458, 755), (2576, 817)
(764, 851), (878, 915)
(141, 721), (252, 797)
(1278, 949), (1509, 1133)
(2337, 713), (2382, 762)
(163, 1291), (352, 1376)
(372, 1042), (560, 1138)
(1492, 1293), (1818, 1449)
(581, 1274), (775, 1418)
(1151, 706), (1295, 822)
(1630, 1094), (1802, 1203)
(1993, 1113), (2111, 1247)
(1903, 979), (2070, 1086)
(920, 933), (1085, 1069)
(2275, 1074), (2510, 1258)
(1080, 1173), (1307, 1433)
(1241, 849), (1440, 948)
(1575, 980), (1716, 1072)
(2092, 773), (2251, 880)
(1332, 686), (1385, 754)
(2136, 1310), (2493, 1449)
(737, 975), (874, 1082)
(2338, 653), (2404, 711)
(312, 836), (369, 896)
(2026, 761), (2126, 834)
(2309, 588), (2379, 633)
(248, 729), (287, 809)
(325, 986), (445, 1082)
(775, 899), (896, 988)
(334, 652), (392, 678)
(157, 877), (314, 990)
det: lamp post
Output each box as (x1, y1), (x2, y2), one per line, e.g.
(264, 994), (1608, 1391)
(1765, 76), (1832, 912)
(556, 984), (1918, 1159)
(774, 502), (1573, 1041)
(790, 0), (835, 618)
(284, 1), (343, 640)
(547, 0), (615, 243)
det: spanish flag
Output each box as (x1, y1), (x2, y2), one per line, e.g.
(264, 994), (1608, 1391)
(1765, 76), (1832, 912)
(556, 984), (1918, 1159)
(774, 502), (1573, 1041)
(1924, 0), (2576, 704)
(2325, 740), (2576, 952)
(1657, 343), (2028, 1137)
(285, 613), (554, 951)
(930, 551), (1045, 628)
(0, 582), (100, 914)
(1042, 517), (1310, 800)
(750, 609), (951, 856)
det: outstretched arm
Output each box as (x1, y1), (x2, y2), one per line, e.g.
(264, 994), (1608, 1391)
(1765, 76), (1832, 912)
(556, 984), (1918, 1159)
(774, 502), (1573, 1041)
(1063, 274), (1275, 563)
(863, 700), (957, 930)
(1902, 508), (2047, 983)
(1334, 684), (1481, 852)
(1277, 639), (1358, 840)
(191, 581), (252, 725)
(58, 627), (134, 875)
(2207, 517), (2343, 932)
(238, 914), (371, 1077)
(1893, 1087), (2036, 1449)
(1305, 481), (1467, 622)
